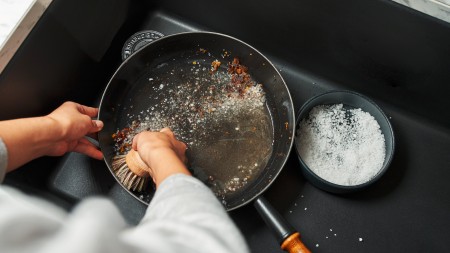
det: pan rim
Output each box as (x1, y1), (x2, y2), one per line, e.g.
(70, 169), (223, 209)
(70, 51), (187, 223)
(98, 31), (296, 211)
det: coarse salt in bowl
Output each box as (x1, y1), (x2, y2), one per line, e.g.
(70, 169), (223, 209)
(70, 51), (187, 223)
(294, 90), (395, 193)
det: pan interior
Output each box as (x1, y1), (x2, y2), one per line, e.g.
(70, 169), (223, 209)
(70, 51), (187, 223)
(111, 46), (275, 207)
(99, 32), (294, 210)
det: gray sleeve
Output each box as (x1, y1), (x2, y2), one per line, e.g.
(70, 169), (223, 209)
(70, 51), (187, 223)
(0, 187), (129, 253)
(0, 171), (248, 253)
(122, 174), (250, 253)
(0, 138), (7, 183)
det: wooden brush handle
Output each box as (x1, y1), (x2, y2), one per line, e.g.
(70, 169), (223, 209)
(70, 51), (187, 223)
(281, 232), (311, 253)
(125, 149), (151, 177)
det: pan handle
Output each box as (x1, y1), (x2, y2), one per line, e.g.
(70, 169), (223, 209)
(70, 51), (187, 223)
(254, 196), (311, 253)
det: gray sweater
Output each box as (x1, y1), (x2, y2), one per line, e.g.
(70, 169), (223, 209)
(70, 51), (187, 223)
(0, 139), (248, 253)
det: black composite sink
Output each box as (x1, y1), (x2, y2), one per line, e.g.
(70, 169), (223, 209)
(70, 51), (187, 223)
(1, 0), (450, 252)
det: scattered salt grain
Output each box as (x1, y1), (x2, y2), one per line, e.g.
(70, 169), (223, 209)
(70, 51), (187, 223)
(316, 244), (319, 247)
(359, 237), (363, 242)
(296, 104), (386, 186)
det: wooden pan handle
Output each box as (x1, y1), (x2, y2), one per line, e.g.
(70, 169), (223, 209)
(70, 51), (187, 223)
(254, 197), (311, 253)
(281, 232), (311, 253)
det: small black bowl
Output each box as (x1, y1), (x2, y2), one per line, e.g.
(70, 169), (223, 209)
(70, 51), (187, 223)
(294, 90), (395, 194)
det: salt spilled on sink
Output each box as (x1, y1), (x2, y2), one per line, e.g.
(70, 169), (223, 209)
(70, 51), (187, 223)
(296, 104), (386, 186)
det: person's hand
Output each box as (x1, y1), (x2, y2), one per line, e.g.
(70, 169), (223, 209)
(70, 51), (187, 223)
(45, 101), (103, 159)
(0, 101), (104, 172)
(132, 128), (188, 165)
(132, 128), (190, 187)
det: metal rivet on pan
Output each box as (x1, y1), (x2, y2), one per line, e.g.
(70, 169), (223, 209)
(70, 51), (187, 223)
(121, 30), (164, 61)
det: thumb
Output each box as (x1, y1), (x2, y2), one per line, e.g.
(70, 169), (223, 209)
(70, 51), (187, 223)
(89, 120), (104, 133)
(132, 134), (139, 150)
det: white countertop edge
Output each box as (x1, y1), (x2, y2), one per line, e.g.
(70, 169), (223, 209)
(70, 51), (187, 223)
(392, 0), (450, 23)
(0, 0), (52, 74)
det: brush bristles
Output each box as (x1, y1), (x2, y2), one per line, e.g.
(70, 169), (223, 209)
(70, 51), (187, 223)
(112, 155), (148, 192)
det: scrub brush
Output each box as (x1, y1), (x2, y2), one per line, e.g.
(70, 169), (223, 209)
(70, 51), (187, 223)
(112, 149), (151, 192)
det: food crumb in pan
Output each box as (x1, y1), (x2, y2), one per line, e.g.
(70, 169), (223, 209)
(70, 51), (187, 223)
(211, 60), (221, 73)
(221, 49), (231, 58)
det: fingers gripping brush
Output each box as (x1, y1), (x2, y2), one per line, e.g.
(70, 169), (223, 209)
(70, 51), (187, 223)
(112, 149), (151, 192)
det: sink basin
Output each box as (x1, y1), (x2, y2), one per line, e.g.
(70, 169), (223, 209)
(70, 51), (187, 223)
(1, 0), (450, 252)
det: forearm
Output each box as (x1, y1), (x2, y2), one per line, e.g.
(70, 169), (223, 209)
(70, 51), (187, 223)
(0, 116), (59, 172)
(142, 148), (191, 187)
